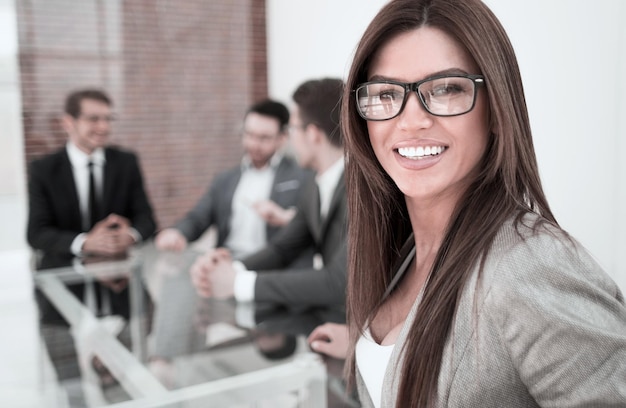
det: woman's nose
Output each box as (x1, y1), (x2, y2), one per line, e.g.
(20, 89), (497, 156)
(396, 91), (433, 130)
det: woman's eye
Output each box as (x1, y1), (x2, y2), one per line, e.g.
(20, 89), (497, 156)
(428, 78), (472, 97)
(431, 84), (463, 96)
(379, 89), (403, 101)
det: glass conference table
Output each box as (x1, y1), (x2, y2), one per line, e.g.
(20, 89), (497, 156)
(32, 242), (357, 407)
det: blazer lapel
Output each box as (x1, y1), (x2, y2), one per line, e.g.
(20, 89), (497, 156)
(219, 169), (241, 238)
(311, 181), (323, 241)
(102, 148), (115, 217)
(59, 150), (82, 226)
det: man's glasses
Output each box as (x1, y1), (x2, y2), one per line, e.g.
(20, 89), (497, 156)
(355, 74), (485, 121)
(79, 114), (117, 124)
(242, 129), (280, 143)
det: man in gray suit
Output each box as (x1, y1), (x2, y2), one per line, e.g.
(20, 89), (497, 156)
(190, 78), (346, 306)
(155, 99), (313, 260)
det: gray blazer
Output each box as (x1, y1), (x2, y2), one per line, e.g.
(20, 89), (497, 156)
(242, 173), (347, 306)
(358, 214), (626, 408)
(174, 155), (313, 248)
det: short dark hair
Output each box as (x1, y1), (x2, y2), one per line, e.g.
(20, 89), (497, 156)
(64, 89), (112, 118)
(292, 78), (344, 147)
(246, 99), (290, 131)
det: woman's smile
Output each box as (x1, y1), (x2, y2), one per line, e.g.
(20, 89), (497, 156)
(396, 145), (446, 159)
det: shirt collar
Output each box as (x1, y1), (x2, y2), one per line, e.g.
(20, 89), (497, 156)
(316, 156), (345, 192)
(241, 151), (283, 172)
(66, 142), (106, 167)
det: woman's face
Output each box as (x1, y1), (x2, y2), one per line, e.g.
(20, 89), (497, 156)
(365, 27), (490, 206)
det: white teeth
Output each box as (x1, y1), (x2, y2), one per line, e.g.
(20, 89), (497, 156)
(397, 146), (444, 159)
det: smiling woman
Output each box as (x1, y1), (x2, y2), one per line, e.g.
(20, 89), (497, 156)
(363, 27), (491, 204)
(268, 0), (626, 296)
(338, 0), (626, 407)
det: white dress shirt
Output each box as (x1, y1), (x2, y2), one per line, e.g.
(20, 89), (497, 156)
(224, 153), (282, 259)
(67, 142), (105, 255)
(233, 157), (345, 302)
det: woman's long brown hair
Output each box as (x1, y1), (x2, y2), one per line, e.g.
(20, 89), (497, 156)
(341, 0), (557, 406)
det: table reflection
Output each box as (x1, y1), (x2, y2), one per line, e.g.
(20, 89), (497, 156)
(31, 242), (357, 407)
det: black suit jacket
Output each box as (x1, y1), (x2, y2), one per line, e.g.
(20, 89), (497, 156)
(174, 155), (313, 247)
(27, 146), (156, 255)
(242, 173), (347, 306)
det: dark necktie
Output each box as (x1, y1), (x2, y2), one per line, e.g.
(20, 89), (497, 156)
(88, 161), (100, 228)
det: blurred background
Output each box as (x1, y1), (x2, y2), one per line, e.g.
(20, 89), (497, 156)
(1, 0), (625, 292)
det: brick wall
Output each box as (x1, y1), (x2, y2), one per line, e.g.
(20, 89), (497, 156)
(17, 0), (267, 230)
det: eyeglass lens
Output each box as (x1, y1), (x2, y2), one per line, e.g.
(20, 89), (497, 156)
(356, 76), (479, 120)
(81, 115), (116, 124)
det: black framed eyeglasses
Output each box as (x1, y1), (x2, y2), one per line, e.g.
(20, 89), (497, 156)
(355, 74), (485, 121)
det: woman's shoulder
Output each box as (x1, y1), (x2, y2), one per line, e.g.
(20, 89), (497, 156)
(450, 214), (626, 408)
(491, 212), (571, 257)
(480, 212), (622, 306)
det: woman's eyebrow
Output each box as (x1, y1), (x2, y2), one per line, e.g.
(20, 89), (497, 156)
(367, 67), (471, 82)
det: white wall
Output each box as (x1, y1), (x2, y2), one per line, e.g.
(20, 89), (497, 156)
(0, 0), (27, 254)
(0, 0), (32, 302)
(268, 0), (626, 292)
(484, 0), (626, 289)
(266, 0), (388, 105)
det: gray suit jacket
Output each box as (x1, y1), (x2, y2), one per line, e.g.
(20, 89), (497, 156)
(358, 214), (626, 407)
(174, 155), (313, 248)
(242, 173), (347, 306)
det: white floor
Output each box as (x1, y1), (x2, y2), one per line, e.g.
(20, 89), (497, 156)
(0, 249), (66, 407)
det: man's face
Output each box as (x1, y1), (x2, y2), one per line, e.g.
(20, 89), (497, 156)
(241, 112), (285, 168)
(63, 98), (113, 154)
(288, 106), (314, 169)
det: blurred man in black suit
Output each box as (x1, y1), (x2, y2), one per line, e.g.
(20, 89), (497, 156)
(27, 88), (156, 258)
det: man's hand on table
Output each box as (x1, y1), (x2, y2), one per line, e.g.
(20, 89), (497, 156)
(308, 322), (349, 360)
(83, 214), (135, 256)
(190, 247), (236, 299)
(155, 228), (188, 252)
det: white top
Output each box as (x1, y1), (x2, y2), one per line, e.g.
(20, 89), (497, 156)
(356, 327), (395, 408)
(232, 157), (345, 302)
(224, 154), (281, 259)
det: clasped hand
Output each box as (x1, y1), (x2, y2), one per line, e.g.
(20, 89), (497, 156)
(83, 214), (135, 256)
(189, 248), (237, 299)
